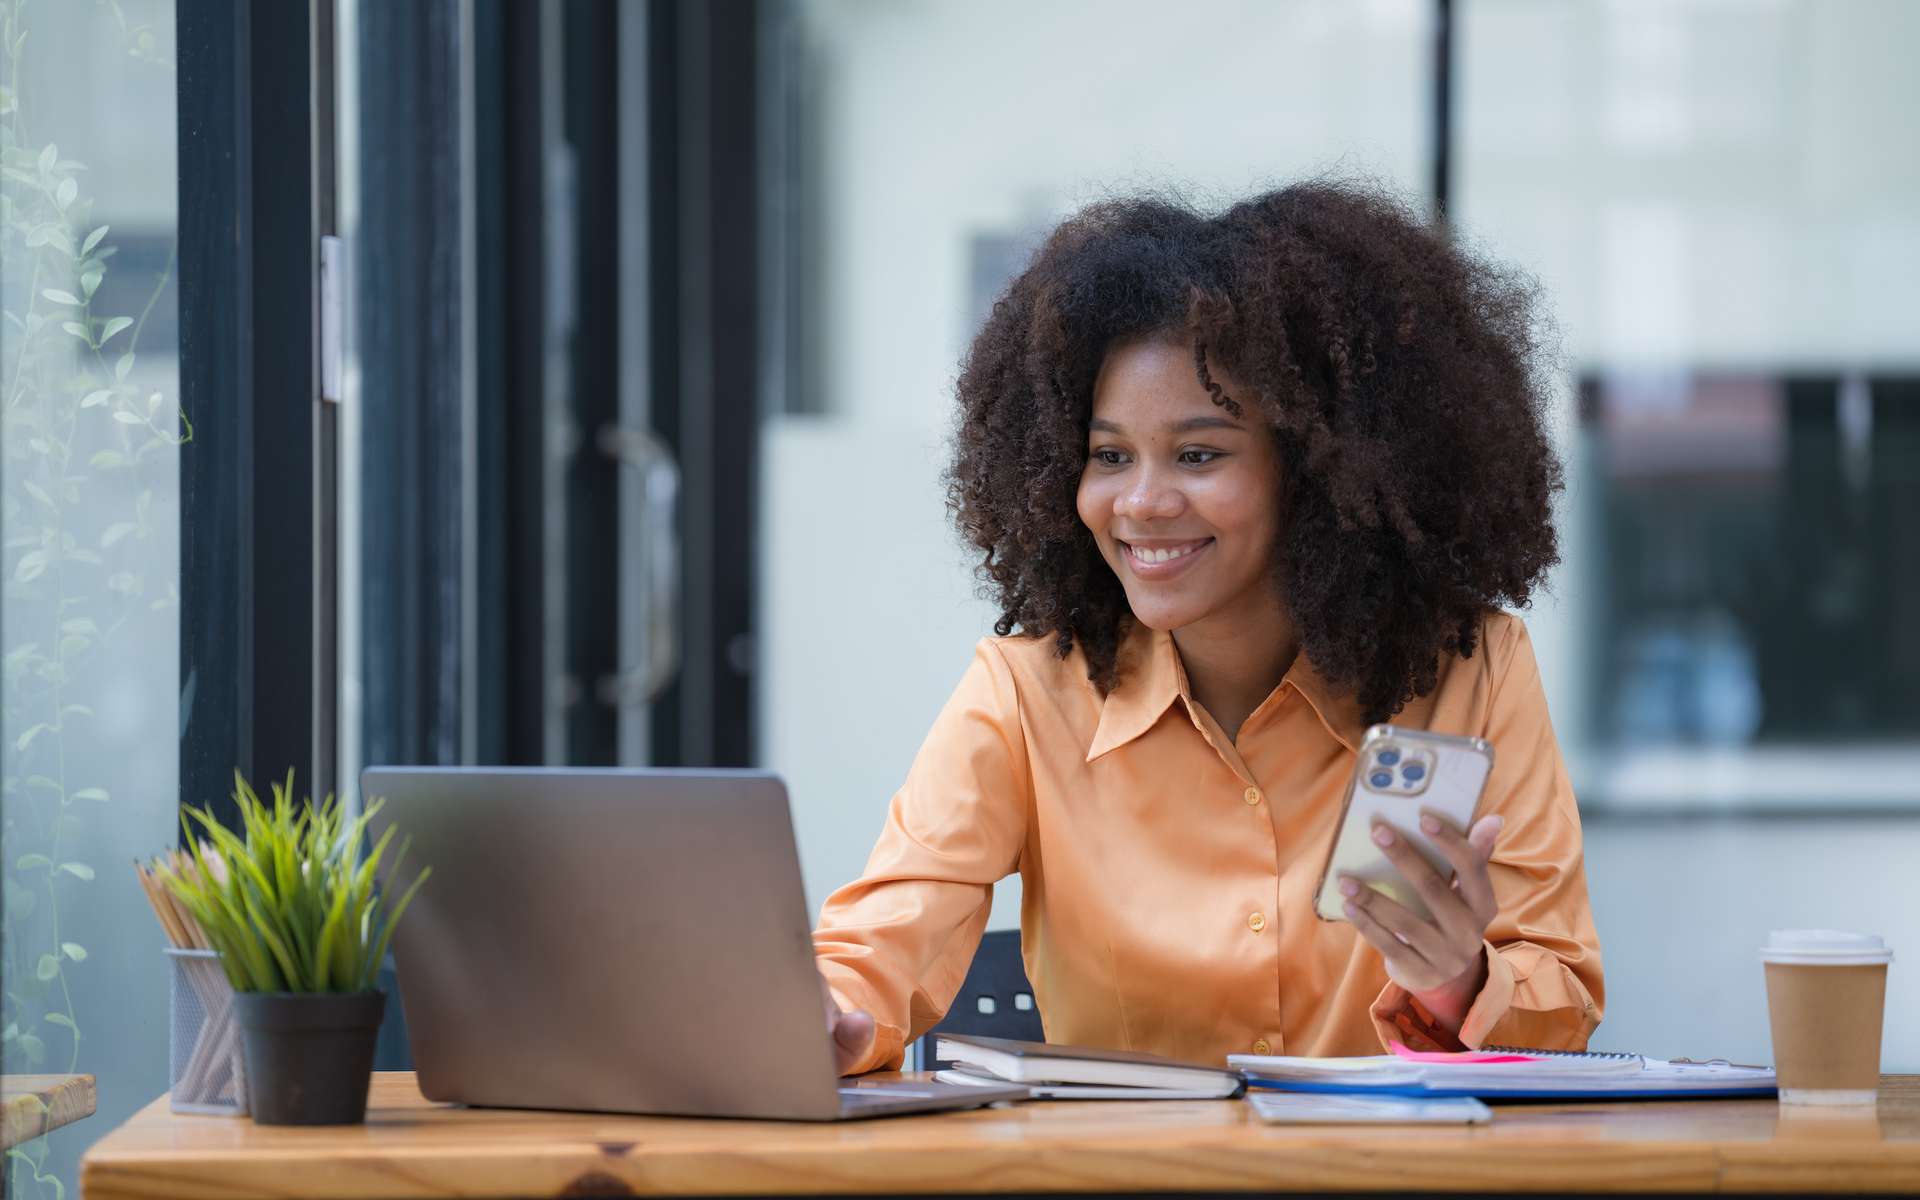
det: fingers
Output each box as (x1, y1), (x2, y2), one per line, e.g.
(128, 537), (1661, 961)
(1369, 822), (1478, 944)
(831, 1007), (877, 1076)
(1467, 813), (1504, 858)
(821, 973), (877, 1076)
(1418, 810), (1501, 918)
(1340, 876), (1448, 967)
(1341, 888), (1437, 987)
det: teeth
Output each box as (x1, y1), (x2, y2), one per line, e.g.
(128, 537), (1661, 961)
(1131, 543), (1198, 564)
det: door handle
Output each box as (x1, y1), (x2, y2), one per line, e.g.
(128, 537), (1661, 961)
(595, 424), (681, 707)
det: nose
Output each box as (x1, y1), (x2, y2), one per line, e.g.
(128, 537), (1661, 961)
(1116, 463), (1185, 522)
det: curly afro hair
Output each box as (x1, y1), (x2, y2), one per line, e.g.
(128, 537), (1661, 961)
(946, 180), (1563, 724)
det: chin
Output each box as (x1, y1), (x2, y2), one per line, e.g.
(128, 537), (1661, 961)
(1119, 592), (1201, 632)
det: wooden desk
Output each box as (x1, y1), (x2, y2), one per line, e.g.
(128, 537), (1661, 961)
(2, 1073), (97, 1149)
(80, 1072), (1920, 1198)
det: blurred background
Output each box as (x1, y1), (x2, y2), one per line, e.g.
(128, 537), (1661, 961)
(3, 0), (1916, 1191)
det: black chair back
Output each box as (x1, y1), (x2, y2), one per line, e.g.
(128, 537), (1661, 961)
(913, 928), (1044, 1070)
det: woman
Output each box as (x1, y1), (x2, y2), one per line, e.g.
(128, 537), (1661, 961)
(814, 182), (1603, 1076)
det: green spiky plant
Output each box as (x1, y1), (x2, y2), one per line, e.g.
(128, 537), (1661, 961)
(155, 772), (430, 994)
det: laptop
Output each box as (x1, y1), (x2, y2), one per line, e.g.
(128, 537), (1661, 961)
(360, 766), (1029, 1120)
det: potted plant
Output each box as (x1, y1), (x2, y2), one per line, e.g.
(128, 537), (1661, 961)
(156, 771), (430, 1125)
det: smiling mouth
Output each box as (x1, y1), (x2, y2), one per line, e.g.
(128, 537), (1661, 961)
(1118, 537), (1213, 574)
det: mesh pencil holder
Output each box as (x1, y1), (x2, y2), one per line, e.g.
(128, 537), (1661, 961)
(166, 947), (250, 1115)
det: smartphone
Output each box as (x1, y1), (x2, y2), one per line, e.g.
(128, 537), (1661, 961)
(1313, 724), (1494, 924)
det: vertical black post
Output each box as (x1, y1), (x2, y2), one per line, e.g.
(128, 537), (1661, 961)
(177, 0), (318, 826)
(356, 0), (468, 770)
(1431, 0), (1453, 224)
(565, 0), (621, 765)
(647, 0), (759, 767)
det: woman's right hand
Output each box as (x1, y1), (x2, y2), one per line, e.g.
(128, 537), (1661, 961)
(821, 973), (877, 1076)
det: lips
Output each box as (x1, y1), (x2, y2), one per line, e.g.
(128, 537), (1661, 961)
(1117, 537), (1213, 578)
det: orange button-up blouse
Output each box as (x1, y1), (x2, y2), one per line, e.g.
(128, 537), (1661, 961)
(812, 611), (1604, 1074)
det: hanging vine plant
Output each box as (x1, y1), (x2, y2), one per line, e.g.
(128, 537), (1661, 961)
(2, 1), (188, 1196)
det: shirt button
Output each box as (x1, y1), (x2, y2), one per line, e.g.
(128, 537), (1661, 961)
(1244, 786), (1262, 805)
(1248, 911), (1267, 933)
(1253, 1039), (1272, 1056)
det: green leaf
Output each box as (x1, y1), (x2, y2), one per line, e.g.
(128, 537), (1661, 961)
(88, 450), (125, 469)
(40, 289), (81, 306)
(100, 315), (133, 344)
(18, 1032), (45, 1064)
(35, 954), (59, 981)
(14, 853), (52, 870)
(81, 390), (112, 408)
(115, 353), (134, 380)
(70, 787), (108, 803)
(38, 143), (55, 174)
(61, 942), (88, 962)
(14, 548), (48, 582)
(2, 1023), (16, 1041)
(57, 861), (95, 881)
(82, 224), (109, 255)
(43, 1013), (77, 1031)
(60, 320), (91, 343)
(55, 176), (78, 208)
(101, 522), (137, 547)
(80, 268), (102, 297)
(111, 411), (143, 425)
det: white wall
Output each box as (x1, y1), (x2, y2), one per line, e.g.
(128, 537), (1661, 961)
(757, 0), (1920, 1069)
(760, 0), (1432, 931)
(1585, 817), (1920, 1070)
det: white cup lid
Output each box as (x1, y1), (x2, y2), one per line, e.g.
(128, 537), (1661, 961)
(1760, 929), (1893, 966)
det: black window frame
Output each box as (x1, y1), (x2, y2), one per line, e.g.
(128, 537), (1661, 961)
(177, 0), (330, 828)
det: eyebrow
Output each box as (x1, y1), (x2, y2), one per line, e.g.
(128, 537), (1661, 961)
(1088, 415), (1246, 435)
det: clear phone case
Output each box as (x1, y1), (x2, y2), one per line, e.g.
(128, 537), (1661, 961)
(1313, 724), (1494, 923)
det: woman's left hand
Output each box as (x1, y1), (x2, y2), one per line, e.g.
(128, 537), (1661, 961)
(1339, 812), (1504, 1033)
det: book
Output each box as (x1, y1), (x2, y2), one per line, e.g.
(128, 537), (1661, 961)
(1247, 1091), (1492, 1124)
(934, 1035), (1244, 1098)
(934, 1067), (1241, 1101)
(1228, 1044), (1777, 1101)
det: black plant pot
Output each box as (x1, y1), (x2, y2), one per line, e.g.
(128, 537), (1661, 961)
(233, 990), (387, 1125)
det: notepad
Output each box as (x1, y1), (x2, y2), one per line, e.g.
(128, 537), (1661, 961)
(934, 1035), (1243, 1098)
(1229, 1045), (1777, 1101)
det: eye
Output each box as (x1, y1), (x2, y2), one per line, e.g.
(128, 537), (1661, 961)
(1090, 448), (1130, 467)
(1178, 448), (1223, 466)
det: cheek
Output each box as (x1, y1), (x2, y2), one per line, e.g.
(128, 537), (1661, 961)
(1195, 467), (1282, 546)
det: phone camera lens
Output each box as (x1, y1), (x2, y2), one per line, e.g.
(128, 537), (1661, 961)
(1368, 770), (1394, 789)
(1401, 763), (1426, 783)
(1375, 748), (1400, 767)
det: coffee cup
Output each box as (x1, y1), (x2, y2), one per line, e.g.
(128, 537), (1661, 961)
(1760, 930), (1892, 1106)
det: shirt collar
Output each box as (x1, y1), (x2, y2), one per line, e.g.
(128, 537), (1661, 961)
(1085, 625), (1188, 761)
(1085, 623), (1368, 761)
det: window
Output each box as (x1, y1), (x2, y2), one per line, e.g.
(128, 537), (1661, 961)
(2, 0), (182, 1192)
(1457, 0), (1920, 811)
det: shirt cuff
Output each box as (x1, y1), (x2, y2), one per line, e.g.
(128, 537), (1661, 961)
(1370, 940), (1516, 1052)
(820, 967), (908, 1076)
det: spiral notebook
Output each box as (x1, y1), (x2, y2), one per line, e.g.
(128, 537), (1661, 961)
(1229, 1044), (1777, 1101)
